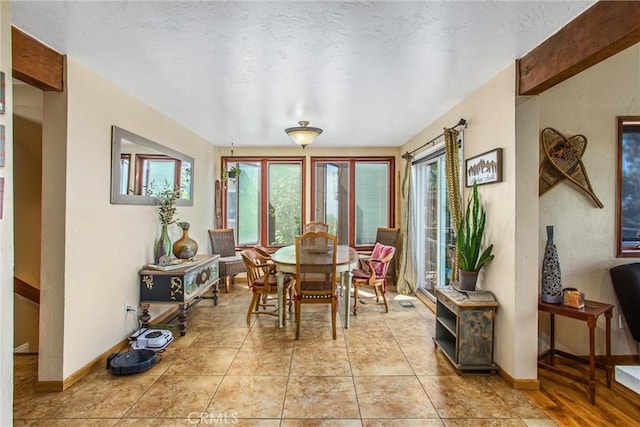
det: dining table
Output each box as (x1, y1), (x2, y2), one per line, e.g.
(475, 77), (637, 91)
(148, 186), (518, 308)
(271, 244), (360, 329)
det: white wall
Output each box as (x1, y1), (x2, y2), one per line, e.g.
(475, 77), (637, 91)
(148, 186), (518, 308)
(0, 2), (14, 424)
(401, 64), (540, 380)
(38, 57), (217, 380)
(538, 44), (640, 357)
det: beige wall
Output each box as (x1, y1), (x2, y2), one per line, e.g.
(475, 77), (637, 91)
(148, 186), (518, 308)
(401, 64), (541, 380)
(538, 44), (640, 357)
(0, 1), (14, 423)
(13, 115), (42, 288)
(38, 57), (216, 380)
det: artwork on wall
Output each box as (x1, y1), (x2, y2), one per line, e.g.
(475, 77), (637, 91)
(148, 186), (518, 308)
(539, 127), (603, 208)
(465, 148), (502, 187)
(0, 124), (5, 167)
(0, 71), (5, 115)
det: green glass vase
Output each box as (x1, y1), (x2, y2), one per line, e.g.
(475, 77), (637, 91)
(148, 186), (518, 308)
(155, 224), (172, 264)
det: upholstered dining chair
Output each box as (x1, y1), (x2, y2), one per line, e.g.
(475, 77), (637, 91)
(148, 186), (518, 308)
(294, 231), (339, 340)
(208, 228), (246, 293)
(360, 227), (400, 286)
(241, 249), (294, 325)
(352, 243), (396, 315)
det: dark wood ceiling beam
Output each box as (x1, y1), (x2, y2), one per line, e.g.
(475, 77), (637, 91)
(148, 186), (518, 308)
(518, 1), (640, 96)
(12, 26), (64, 92)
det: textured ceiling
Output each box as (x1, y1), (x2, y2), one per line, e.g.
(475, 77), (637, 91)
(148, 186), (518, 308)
(10, 1), (594, 148)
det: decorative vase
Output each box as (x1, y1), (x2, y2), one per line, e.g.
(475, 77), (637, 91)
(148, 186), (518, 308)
(173, 222), (198, 259)
(541, 225), (562, 303)
(458, 269), (479, 291)
(155, 224), (172, 264)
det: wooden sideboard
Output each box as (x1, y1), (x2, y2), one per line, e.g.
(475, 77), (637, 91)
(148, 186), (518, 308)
(434, 286), (499, 373)
(138, 254), (220, 335)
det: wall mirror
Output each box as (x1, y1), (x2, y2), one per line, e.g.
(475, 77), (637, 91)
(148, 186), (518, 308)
(616, 116), (640, 257)
(110, 126), (194, 206)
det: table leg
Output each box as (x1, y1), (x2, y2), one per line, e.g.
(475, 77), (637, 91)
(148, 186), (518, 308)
(549, 313), (556, 366)
(342, 270), (353, 329)
(276, 271), (285, 328)
(587, 316), (597, 404)
(605, 309), (612, 387)
(178, 304), (188, 336)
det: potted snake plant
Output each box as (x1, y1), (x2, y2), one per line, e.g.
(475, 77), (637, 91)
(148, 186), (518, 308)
(456, 182), (494, 290)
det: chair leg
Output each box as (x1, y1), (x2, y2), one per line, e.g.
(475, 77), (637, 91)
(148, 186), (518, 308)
(247, 293), (259, 325)
(374, 285), (381, 302)
(381, 286), (389, 313)
(331, 298), (337, 340)
(288, 286), (294, 313)
(224, 276), (230, 293)
(295, 300), (301, 340)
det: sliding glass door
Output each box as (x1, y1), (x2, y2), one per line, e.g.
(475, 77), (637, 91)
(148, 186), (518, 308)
(414, 140), (461, 300)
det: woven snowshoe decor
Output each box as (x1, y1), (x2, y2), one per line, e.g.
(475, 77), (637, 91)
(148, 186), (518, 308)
(539, 127), (603, 208)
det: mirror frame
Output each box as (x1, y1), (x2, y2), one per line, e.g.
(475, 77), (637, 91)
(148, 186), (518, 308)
(110, 126), (195, 206)
(616, 116), (640, 257)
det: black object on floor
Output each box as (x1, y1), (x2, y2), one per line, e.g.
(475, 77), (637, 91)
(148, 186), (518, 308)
(106, 349), (158, 375)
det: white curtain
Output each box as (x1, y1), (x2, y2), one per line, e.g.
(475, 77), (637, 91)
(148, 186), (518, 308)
(396, 154), (417, 295)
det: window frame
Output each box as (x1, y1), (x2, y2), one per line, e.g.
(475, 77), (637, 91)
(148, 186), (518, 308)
(135, 154), (182, 196)
(310, 156), (395, 250)
(221, 156), (306, 249)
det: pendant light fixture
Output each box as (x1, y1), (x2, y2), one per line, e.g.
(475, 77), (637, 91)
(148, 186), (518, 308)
(285, 120), (323, 149)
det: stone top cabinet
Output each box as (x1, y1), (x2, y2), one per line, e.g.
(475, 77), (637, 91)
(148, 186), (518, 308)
(434, 286), (499, 373)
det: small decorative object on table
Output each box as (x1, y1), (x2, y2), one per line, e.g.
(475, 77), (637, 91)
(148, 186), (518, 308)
(152, 186), (179, 264)
(541, 225), (562, 303)
(562, 287), (585, 309)
(173, 221), (198, 259)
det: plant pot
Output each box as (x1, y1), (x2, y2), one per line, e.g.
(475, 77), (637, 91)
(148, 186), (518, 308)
(458, 269), (479, 291)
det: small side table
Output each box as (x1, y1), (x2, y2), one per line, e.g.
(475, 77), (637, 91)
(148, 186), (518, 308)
(538, 298), (613, 404)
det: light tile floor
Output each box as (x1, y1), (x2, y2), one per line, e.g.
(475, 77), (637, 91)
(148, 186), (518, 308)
(14, 284), (557, 426)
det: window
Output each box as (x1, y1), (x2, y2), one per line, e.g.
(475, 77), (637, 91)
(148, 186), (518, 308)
(312, 158), (395, 248)
(136, 155), (184, 196)
(414, 135), (462, 300)
(224, 158), (304, 247)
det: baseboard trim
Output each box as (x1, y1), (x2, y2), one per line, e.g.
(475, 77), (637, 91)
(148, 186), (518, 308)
(34, 306), (182, 392)
(498, 368), (540, 389)
(36, 337), (129, 391)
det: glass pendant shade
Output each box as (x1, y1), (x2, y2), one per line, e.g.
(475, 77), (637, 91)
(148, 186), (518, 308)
(285, 121), (322, 148)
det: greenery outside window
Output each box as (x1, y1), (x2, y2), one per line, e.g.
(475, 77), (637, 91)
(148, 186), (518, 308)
(311, 157), (395, 249)
(224, 158), (304, 247)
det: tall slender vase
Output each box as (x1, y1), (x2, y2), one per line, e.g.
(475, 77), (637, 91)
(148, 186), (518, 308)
(541, 225), (562, 303)
(155, 224), (172, 264)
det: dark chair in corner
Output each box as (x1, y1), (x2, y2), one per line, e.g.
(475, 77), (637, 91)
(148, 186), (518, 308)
(609, 263), (640, 345)
(208, 228), (246, 293)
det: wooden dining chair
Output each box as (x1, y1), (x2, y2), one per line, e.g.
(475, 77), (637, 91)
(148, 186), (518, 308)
(294, 231), (339, 339)
(241, 249), (294, 325)
(303, 221), (329, 233)
(352, 243), (396, 315)
(208, 228), (246, 292)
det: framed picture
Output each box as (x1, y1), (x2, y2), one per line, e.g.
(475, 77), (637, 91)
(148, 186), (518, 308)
(0, 71), (5, 115)
(465, 148), (502, 187)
